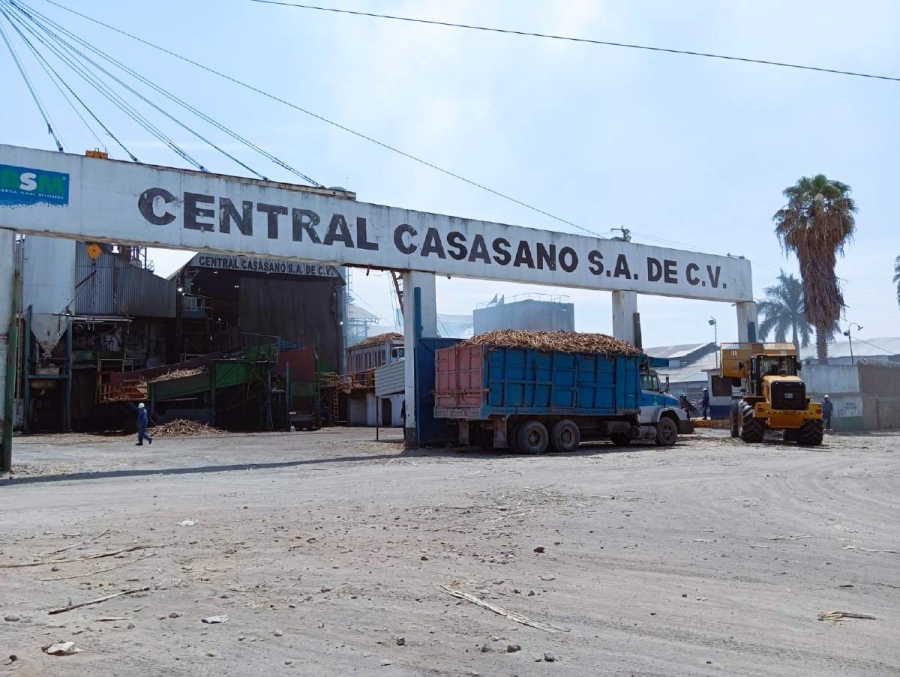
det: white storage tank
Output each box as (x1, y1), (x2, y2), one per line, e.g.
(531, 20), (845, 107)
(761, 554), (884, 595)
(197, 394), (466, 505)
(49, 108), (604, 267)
(23, 236), (76, 352)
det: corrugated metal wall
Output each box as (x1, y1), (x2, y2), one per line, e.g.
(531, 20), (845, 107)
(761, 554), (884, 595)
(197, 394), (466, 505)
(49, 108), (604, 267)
(238, 276), (341, 372)
(74, 244), (175, 318)
(375, 359), (405, 397)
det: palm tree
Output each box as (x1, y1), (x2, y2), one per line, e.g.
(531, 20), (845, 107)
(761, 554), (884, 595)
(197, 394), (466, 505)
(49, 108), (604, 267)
(758, 271), (811, 353)
(773, 175), (856, 364)
(894, 255), (900, 309)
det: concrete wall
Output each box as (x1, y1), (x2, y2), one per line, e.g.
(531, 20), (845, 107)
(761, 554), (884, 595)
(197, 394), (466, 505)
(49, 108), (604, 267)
(859, 365), (900, 429)
(805, 364), (900, 431)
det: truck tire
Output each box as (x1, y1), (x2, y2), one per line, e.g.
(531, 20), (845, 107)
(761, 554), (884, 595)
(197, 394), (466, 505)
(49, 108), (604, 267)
(550, 420), (580, 453)
(610, 433), (632, 447)
(516, 420), (549, 454)
(730, 401), (740, 438)
(738, 400), (765, 443)
(797, 419), (824, 447)
(655, 417), (678, 446)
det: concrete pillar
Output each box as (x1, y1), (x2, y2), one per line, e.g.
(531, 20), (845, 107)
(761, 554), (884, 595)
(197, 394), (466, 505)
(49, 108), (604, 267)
(736, 301), (759, 343)
(402, 271), (437, 447)
(611, 291), (640, 346)
(0, 229), (16, 471)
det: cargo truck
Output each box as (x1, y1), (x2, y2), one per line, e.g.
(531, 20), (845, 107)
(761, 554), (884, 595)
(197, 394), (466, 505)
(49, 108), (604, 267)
(434, 343), (692, 453)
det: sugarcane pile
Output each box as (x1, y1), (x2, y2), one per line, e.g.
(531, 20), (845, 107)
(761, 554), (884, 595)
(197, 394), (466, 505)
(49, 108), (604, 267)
(149, 367), (207, 383)
(460, 330), (641, 356)
(354, 332), (403, 348)
(151, 419), (224, 437)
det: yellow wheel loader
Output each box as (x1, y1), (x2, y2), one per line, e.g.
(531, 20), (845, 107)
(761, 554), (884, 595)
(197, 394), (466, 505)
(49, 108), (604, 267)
(720, 343), (824, 446)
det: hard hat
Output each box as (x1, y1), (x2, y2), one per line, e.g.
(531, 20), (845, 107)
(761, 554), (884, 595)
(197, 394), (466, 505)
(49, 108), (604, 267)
(138, 402), (145, 408)
(680, 392), (687, 397)
(702, 387), (708, 391)
(823, 394), (830, 399)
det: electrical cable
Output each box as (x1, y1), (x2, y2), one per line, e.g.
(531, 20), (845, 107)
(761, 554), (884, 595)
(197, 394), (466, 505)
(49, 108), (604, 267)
(2, 7), (106, 151)
(11, 26), (133, 158)
(28, 0), (598, 238)
(8, 1), (264, 178)
(2, 2), (135, 159)
(2, 3), (204, 169)
(251, 0), (900, 84)
(0, 10), (64, 150)
(10, 0), (321, 186)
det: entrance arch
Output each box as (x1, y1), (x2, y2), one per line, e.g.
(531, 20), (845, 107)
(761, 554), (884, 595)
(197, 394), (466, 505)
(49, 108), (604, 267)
(0, 144), (757, 464)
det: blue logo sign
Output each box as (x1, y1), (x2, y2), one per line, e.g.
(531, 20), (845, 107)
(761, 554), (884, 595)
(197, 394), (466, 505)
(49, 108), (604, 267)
(0, 164), (70, 207)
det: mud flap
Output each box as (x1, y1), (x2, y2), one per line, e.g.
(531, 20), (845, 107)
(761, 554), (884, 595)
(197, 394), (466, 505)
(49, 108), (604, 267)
(678, 420), (695, 434)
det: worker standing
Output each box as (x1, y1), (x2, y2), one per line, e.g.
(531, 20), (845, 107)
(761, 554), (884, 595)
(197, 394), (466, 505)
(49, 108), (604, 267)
(136, 403), (153, 446)
(679, 392), (697, 421)
(701, 387), (710, 420)
(822, 395), (834, 431)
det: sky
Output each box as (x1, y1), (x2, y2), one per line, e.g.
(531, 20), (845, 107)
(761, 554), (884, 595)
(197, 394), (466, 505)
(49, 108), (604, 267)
(1, 0), (898, 348)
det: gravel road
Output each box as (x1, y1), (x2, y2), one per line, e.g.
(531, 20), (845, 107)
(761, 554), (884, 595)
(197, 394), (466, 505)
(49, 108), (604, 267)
(1, 428), (898, 676)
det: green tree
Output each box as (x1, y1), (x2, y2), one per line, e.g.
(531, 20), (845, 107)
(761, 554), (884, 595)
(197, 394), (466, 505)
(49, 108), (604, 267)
(773, 175), (856, 364)
(894, 255), (900, 309)
(758, 271), (811, 353)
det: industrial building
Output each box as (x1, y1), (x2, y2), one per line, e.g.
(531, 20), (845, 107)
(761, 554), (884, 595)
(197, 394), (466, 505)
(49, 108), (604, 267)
(13, 236), (351, 433)
(473, 293), (574, 334)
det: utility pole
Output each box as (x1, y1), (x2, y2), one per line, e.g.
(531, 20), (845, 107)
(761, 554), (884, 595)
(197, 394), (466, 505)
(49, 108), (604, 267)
(709, 317), (718, 368)
(843, 323), (863, 365)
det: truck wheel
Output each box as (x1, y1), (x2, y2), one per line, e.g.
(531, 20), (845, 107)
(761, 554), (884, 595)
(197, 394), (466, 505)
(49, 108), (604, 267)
(550, 420), (580, 453)
(610, 433), (632, 447)
(738, 400), (765, 443)
(797, 419), (824, 447)
(730, 401), (740, 438)
(655, 417), (678, 446)
(516, 420), (549, 454)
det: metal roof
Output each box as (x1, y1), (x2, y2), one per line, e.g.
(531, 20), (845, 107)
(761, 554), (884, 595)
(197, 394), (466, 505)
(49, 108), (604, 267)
(799, 337), (900, 360)
(644, 342), (715, 359)
(655, 351), (720, 385)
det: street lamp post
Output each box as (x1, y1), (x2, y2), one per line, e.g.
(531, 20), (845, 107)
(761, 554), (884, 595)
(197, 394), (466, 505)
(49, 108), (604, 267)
(709, 317), (718, 368)
(843, 323), (863, 365)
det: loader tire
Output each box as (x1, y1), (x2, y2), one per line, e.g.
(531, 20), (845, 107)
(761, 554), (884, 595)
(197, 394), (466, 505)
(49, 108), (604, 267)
(730, 401), (740, 438)
(738, 400), (765, 443)
(797, 419), (824, 447)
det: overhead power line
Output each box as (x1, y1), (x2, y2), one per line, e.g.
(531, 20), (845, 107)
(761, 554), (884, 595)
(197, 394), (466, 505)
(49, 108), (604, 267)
(0, 12), (64, 150)
(252, 1), (900, 84)
(10, 0), (321, 186)
(2, 2), (202, 167)
(1, 6), (106, 151)
(30, 0), (599, 239)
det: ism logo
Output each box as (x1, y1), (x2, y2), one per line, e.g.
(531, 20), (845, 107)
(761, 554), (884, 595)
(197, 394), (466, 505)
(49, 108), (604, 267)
(0, 164), (70, 207)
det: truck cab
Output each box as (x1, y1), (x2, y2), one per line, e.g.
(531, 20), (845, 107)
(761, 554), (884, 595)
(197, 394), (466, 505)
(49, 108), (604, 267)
(639, 364), (694, 434)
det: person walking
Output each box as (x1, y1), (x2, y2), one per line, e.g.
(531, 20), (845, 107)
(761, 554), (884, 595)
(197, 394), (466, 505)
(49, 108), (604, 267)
(136, 402), (153, 446)
(701, 387), (710, 420)
(822, 395), (834, 431)
(679, 392), (697, 421)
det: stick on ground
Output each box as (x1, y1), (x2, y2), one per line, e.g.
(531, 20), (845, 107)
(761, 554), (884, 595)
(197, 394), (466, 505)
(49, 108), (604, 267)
(48, 587), (151, 615)
(817, 611), (876, 621)
(439, 584), (569, 633)
(0, 545), (154, 569)
(38, 552), (156, 582)
(39, 529), (111, 557)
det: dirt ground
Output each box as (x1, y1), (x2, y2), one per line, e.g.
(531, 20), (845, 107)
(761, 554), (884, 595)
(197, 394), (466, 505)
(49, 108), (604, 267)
(1, 427), (898, 676)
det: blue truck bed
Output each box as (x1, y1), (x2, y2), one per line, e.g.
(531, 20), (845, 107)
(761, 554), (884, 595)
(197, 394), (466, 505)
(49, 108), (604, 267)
(435, 344), (642, 420)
